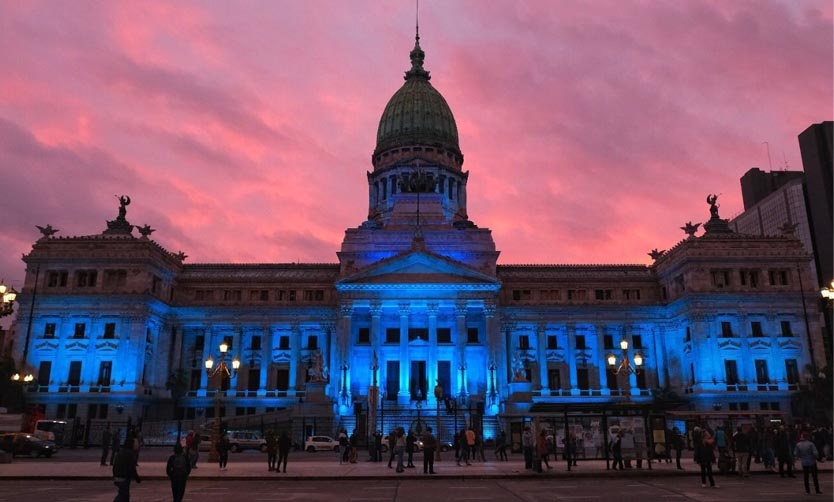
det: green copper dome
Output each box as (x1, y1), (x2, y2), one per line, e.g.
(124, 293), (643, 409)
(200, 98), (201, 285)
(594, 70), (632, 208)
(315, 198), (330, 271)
(374, 35), (461, 162)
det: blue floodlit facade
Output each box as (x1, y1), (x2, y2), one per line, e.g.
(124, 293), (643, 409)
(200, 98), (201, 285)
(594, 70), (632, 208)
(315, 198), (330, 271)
(9, 34), (825, 443)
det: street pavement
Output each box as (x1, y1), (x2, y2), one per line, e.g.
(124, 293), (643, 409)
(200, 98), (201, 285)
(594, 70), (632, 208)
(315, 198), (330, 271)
(1, 447), (832, 481)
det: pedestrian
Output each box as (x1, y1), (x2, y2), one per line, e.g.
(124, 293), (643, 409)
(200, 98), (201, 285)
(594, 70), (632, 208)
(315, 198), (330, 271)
(109, 428), (121, 466)
(695, 428), (717, 488)
(733, 425), (751, 478)
(421, 426), (437, 474)
(277, 430), (291, 473)
(349, 429), (358, 463)
(775, 425), (795, 478)
(374, 431), (383, 462)
(563, 433), (577, 466)
(495, 430), (508, 461)
(166, 442), (191, 502)
(405, 429), (416, 468)
(610, 432), (624, 470)
(522, 426), (534, 469)
(465, 426), (476, 465)
(538, 430), (552, 469)
(794, 432), (822, 495)
(112, 437), (141, 501)
(101, 427), (112, 466)
(369, 430), (378, 462)
(217, 432), (230, 470)
(265, 430), (277, 471)
(387, 429), (397, 468)
(476, 430), (486, 462)
(338, 428), (349, 464)
(395, 427), (406, 472)
(672, 427), (685, 470)
(132, 427), (143, 465)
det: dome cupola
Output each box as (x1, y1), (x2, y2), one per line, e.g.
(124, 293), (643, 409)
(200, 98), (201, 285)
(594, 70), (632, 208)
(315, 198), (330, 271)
(373, 31), (462, 170)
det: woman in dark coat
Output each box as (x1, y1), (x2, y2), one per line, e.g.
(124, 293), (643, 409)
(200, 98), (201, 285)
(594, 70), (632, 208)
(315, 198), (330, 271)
(695, 428), (717, 488)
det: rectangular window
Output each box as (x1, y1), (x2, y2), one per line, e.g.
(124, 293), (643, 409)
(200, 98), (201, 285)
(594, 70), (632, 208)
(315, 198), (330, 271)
(575, 335), (586, 350)
(97, 361), (112, 386)
(385, 328), (400, 344)
(721, 322), (733, 337)
(37, 361), (51, 387)
(314, 290), (324, 301)
(223, 289), (241, 301)
(749, 270), (759, 288)
(103, 323), (116, 339)
(190, 369), (201, 391)
(606, 368), (618, 390)
(250, 335), (261, 350)
(751, 321), (763, 337)
(604, 335), (614, 349)
(307, 336), (318, 350)
(408, 328), (429, 342)
(75, 270), (98, 288)
(541, 289), (561, 301)
(768, 269), (790, 286)
(622, 289), (641, 300)
(785, 359), (800, 385)
(247, 368), (260, 391)
(576, 368), (589, 390)
(73, 323), (86, 339)
(44, 323), (56, 338)
(755, 359), (769, 384)
(548, 368), (561, 390)
(103, 269), (127, 288)
(288, 290), (297, 302)
(780, 321), (793, 337)
(222, 336), (233, 351)
(636, 371), (647, 389)
(512, 289), (532, 301)
(724, 360), (739, 385)
(357, 328), (370, 344)
(437, 328), (452, 343)
(594, 289), (613, 300)
(632, 335), (643, 349)
(684, 327), (691, 342)
(67, 361), (82, 386)
(437, 361), (451, 398)
(567, 289), (587, 301)
(303, 290), (314, 301)
(546, 335), (558, 350)
(275, 367), (289, 391)
(278, 335), (290, 349)
(47, 270), (68, 287)
(250, 290), (269, 301)
(386, 361), (399, 400)
(519, 335), (530, 350)
(466, 327), (479, 344)
(151, 275), (162, 295)
(195, 290), (214, 301)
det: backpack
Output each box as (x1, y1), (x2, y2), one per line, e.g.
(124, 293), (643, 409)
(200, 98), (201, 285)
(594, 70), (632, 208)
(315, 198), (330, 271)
(170, 454), (189, 478)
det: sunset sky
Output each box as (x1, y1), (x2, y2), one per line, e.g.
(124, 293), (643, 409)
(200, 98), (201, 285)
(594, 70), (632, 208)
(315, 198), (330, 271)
(0, 0), (831, 294)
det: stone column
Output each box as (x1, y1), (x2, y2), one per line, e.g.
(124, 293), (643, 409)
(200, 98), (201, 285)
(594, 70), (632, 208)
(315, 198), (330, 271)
(399, 303), (410, 401)
(427, 303), (439, 404)
(290, 323), (301, 392)
(199, 327), (210, 393)
(260, 324), (270, 393)
(596, 324), (609, 396)
(566, 323), (578, 395)
(536, 323), (548, 395)
(622, 328), (637, 394)
(455, 301), (468, 397)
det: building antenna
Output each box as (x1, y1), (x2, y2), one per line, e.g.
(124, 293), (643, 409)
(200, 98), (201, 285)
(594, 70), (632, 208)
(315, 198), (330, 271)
(416, 0), (420, 42)
(762, 141), (773, 171)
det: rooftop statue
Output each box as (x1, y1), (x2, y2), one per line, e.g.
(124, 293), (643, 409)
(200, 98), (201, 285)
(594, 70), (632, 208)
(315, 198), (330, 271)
(35, 224), (59, 239)
(680, 221), (701, 238)
(104, 194), (134, 235)
(116, 195), (131, 220)
(648, 248), (665, 260)
(137, 224), (155, 239)
(706, 194), (720, 219)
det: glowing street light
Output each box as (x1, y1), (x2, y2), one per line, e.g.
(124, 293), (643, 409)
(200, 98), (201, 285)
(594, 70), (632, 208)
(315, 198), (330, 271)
(607, 338), (644, 402)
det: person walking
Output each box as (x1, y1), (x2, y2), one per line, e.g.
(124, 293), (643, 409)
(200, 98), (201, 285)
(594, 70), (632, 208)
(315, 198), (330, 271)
(265, 430), (278, 471)
(465, 427), (476, 465)
(216, 432), (230, 470)
(695, 429), (717, 488)
(349, 429), (358, 463)
(405, 429), (416, 468)
(374, 431), (383, 462)
(495, 430), (508, 461)
(522, 426), (534, 470)
(794, 432), (822, 495)
(774, 425), (795, 478)
(369, 430), (378, 462)
(166, 442), (191, 502)
(100, 427), (112, 466)
(610, 432), (624, 470)
(338, 428), (348, 464)
(421, 426), (437, 474)
(733, 426), (751, 478)
(112, 437), (141, 501)
(277, 430), (291, 473)
(395, 428), (406, 473)
(538, 430), (552, 469)
(109, 428), (121, 466)
(387, 429), (397, 468)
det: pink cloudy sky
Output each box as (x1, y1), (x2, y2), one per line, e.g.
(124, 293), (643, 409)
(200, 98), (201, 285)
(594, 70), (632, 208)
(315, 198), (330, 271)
(0, 0), (831, 293)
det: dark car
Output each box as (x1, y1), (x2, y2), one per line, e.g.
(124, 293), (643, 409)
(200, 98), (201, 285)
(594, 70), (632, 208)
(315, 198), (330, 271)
(0, 432), (58, 458)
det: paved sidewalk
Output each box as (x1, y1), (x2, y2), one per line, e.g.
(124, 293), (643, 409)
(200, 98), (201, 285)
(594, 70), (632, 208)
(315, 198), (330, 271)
(3, 454), (831, 481)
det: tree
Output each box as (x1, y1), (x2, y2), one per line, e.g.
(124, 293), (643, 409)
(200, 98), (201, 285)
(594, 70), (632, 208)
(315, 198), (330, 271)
(165, 368), (190, 419)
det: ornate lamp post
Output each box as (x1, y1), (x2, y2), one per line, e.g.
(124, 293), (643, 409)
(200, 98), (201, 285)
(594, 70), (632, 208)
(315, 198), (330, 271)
(204, 342), (240, 462)
(433, 380), (443, 461)
(0, 281), (17, 318)
(821, 280), (834, 301)
(606, 338), (644, 402)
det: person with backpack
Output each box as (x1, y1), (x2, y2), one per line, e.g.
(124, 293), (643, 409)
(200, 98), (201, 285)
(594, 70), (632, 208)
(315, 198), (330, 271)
(112, 437), (141, 501)
(166, 442), (191, 502)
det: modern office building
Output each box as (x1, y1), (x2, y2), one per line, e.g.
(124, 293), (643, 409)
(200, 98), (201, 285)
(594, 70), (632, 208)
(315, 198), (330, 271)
(7, 33), (826, 450)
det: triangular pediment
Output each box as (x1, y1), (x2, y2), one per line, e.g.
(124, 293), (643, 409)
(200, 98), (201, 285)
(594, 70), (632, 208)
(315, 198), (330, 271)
(337, 250), (499, 290)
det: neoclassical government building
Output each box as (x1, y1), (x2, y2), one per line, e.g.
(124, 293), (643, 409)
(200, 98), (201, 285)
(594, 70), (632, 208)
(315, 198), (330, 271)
(10, 33), (825, 450)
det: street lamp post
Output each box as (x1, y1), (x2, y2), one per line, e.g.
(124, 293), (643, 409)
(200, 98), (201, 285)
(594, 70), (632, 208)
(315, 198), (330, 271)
(433, 380), (442, 461)
(0, 281), (17, 318)
(606, 339), (644, 402)
(204, 342), (240, 463)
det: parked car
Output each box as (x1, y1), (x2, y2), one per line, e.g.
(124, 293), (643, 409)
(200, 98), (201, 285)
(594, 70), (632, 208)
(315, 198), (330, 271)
(227, 431), (267, 452)
(0, 432), (57, 458)
(305, 435), (339, 452)
(197, 433), (212, 452)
